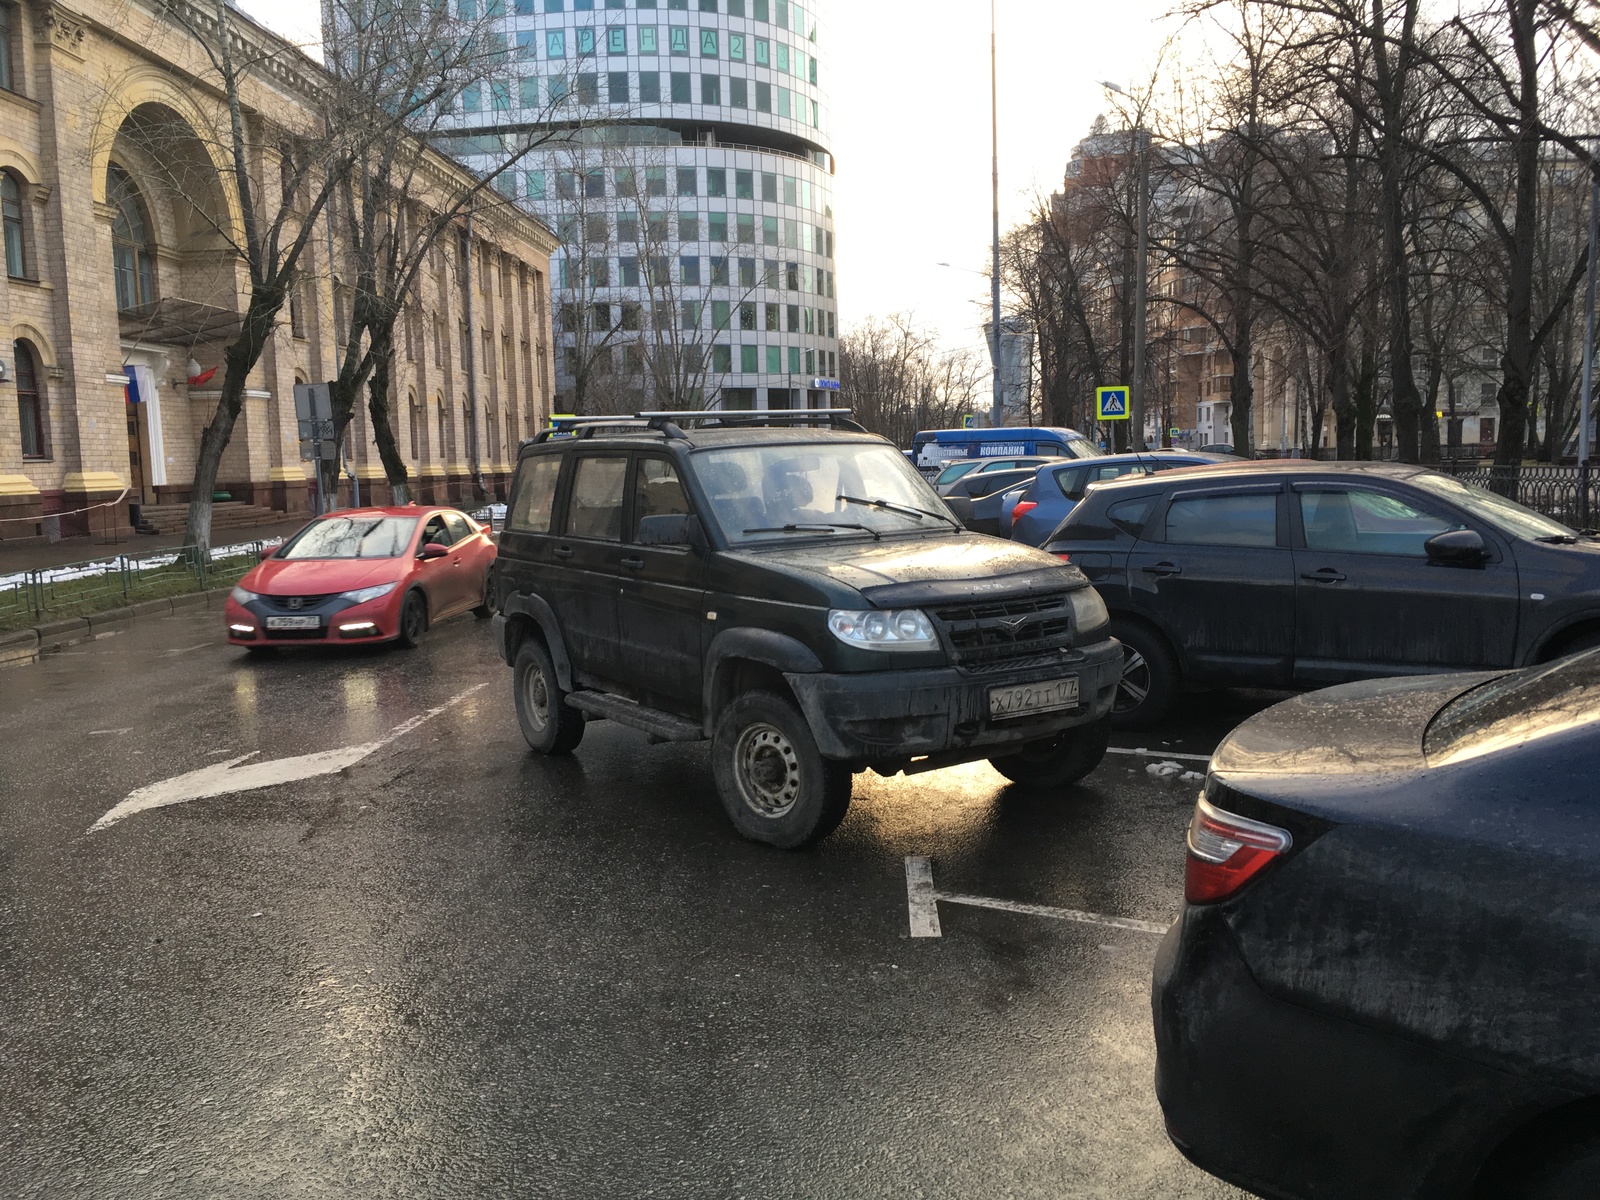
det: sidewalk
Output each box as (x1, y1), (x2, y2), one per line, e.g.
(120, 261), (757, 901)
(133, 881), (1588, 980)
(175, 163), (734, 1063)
(0, 518), (310, 574)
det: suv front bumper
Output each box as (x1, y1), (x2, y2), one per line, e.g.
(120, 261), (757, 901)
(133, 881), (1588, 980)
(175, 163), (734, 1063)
(785, 636), (1122, 767)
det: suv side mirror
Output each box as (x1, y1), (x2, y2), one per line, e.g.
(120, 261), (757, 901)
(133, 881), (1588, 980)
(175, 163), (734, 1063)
(637, 513), (706, 549)
(1425, 528), (1489, 567)
(257, 545), (277, 561)
(419, 542), (450, 560)
(943, 496), (976, 528)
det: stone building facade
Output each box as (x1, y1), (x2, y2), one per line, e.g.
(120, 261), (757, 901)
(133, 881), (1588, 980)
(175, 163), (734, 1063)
(0, 0), (559, 540)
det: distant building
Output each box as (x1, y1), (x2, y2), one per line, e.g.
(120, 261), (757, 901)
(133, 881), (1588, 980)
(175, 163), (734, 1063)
(0, 0), (557, 541)
(416, 0), (840, 412)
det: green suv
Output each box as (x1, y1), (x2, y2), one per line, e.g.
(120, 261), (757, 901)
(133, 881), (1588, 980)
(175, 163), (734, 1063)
(491, 412), (1123, 848)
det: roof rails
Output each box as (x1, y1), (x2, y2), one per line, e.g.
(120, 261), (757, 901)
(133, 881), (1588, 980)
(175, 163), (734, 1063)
(529, 408), (867, 444)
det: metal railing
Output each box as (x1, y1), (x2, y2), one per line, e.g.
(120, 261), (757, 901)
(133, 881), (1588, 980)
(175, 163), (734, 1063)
(1441, 462), (1598, 529)
(0, 540), (277, 630)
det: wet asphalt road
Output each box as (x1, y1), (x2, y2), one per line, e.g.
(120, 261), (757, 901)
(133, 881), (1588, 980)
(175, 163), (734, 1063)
(0, 610), (1273, 1199)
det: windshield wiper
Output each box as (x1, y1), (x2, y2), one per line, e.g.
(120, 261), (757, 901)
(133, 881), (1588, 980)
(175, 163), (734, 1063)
(836, 494), (961, 529)
(1535, 533), (1579, 544)
(744, 522), (882, 541)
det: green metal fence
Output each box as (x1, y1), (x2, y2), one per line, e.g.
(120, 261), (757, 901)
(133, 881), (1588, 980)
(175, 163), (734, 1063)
(0, 541), (276, 631)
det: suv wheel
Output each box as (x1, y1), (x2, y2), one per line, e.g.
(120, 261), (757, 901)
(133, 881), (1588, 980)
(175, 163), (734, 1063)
(514, 637), (585, 755)
(1109, 620), (1177, 729)
(712, 691), (852, 849)
(989, 716), (1110, 788)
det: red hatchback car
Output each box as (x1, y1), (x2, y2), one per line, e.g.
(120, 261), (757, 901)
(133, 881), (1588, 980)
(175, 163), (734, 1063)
(225, 507), (496, 652)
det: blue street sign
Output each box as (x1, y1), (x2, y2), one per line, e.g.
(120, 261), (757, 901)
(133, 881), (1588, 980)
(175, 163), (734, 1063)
(1096, 386), (1130, 421)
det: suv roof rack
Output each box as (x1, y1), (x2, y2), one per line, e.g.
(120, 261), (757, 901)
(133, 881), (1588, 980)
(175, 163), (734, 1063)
(528, 408), (866, 444)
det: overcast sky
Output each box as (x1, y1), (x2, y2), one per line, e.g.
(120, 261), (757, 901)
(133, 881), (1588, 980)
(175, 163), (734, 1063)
(238, 0), (1174, 356)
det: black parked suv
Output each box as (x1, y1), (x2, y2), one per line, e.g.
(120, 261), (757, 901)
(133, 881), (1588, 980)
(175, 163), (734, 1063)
(491, 412), (1124, 847)
(1044, 461), (1600, 728)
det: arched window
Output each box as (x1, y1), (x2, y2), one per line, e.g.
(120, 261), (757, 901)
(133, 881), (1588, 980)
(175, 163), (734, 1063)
(15, 339), (46, 459)
(407, 392), (420, 457)
(107, 164), (156, 312)
(436, 395), (449, 461)
(2, 171), (25, 279)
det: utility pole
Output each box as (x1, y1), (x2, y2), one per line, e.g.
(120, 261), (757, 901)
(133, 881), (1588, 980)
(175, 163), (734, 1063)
(989, 0), (1003, 430)
(1580, 165), (1596, 528)
(1131, 129), (1150, 450)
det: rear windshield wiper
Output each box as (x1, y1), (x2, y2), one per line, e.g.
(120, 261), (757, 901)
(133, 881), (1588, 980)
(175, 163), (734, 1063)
(1535, 534), (1580, 544)
(744, 522), (882, 541)
(836, 494), (961, 529)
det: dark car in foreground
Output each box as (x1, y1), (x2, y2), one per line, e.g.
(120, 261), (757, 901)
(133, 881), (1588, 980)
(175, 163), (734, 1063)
(1154, 649), (1600, 1200)
(1000, 450), (1233, 545)
(493, 412), (1122, 848)
(1045, 461), (1600, 726)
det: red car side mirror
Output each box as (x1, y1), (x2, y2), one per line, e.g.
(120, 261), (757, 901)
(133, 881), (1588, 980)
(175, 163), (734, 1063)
(419, 542), (450, 560)
(257, 545), (277, 561)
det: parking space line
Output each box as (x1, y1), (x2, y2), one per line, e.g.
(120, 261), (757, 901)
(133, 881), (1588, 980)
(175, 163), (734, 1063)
(1107, 747), (1213, 763)
(906, 856), (1169, 939)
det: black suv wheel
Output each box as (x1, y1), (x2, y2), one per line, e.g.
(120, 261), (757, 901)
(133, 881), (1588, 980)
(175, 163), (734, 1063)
(712, 691), (852, 849)
(989, 716), (1110, 788)
(514, 637), (585, 755)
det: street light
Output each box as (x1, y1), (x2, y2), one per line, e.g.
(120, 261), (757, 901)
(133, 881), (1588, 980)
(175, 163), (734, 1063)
(1100, 81), (1150, 451)
(989, 0), (1003, 430)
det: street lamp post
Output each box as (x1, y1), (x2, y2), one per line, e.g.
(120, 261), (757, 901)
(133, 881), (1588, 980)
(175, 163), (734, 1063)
(1101, 82), (1150, 450)
(989, 0), (1003, 430)
(1579, 162), (1596, 528)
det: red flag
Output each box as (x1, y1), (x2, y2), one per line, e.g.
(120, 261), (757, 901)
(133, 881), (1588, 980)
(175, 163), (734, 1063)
(187, 366), (217, 387)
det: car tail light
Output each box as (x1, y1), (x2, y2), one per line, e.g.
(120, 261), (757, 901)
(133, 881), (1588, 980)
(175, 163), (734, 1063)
(1185, 797), (1293, 904)
(1053, 552), (1071, 562)
(1012, 500), (1039, 518)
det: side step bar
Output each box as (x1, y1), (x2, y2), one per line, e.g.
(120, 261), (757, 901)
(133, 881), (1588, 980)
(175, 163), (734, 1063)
(565, 691), (705, 744)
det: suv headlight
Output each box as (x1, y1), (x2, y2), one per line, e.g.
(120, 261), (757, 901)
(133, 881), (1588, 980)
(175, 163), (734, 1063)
(1069, 587), (1109, 638)
(341, 583), (398, 605)
(230, 586), (258, 605)
(827, 608), (937, 650)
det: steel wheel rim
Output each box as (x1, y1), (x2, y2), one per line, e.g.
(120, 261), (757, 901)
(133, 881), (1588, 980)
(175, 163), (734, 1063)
(1116, 645), (1151, 714)
(522, 663), (550, 732)
(734, 722), (802, 819)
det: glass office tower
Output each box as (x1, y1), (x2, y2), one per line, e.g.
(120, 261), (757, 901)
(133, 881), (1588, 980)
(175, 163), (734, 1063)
(435, 0), (838, 413)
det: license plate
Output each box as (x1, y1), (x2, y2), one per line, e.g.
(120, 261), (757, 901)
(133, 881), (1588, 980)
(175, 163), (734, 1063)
(988, 676), (1080, 718)
(265, 615), (321, 630)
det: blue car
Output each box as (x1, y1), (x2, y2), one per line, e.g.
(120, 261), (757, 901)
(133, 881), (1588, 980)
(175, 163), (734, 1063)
(1001, 451), (1234, 545)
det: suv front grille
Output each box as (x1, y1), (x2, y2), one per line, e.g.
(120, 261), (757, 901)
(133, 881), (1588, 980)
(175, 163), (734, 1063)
(933, 594), (1074, 666)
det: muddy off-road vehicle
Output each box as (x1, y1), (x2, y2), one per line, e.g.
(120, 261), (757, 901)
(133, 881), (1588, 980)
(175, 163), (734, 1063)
(490, 411), (1123, 848)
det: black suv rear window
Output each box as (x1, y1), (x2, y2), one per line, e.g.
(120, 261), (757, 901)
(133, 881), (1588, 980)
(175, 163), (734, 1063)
(1424, 649), (1600, 766)
(507, 455), (562, 533)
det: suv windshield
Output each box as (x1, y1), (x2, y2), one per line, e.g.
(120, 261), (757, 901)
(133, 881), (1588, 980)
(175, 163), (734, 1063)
(1424, 648), (1600, 766)
(1410, 473), (1577, 541)
(697, 442), (953, 542)
(279, 515), (419, 559)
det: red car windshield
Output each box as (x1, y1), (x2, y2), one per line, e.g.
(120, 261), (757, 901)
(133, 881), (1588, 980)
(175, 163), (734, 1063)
(279, 516), (419, 560)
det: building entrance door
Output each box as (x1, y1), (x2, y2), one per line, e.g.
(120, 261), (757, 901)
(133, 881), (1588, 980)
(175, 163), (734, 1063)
(126, 393), (148, 504)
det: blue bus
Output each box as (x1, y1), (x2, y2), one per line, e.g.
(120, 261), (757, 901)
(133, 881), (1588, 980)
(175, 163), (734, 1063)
(912, 426), (1101, 473)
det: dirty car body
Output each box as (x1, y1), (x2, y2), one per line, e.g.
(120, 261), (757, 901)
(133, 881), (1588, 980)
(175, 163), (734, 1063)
(491, 416), (1123, 845)
(1153, 651), (1600, 1199)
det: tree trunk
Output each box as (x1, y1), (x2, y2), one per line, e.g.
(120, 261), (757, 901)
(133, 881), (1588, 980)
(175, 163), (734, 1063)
(182, 293), (282, 553)
(366, 332), (412, 503)
(1354, 347), (1377, 460)
(1494, 0), (1541, 471)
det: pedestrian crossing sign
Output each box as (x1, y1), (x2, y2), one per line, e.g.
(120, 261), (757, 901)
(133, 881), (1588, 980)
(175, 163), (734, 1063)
(1096, 386), (1130, 420)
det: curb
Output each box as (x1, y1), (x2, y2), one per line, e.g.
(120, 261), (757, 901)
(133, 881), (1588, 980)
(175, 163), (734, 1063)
(0, 586), (230, 667)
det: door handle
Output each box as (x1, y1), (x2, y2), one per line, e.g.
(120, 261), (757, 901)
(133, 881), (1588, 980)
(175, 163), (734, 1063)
(620, 556), (645, 570)
(553, 546), (574, 560)
(1141, 562), (1182, 577)
(1300, 569), (1346, 583)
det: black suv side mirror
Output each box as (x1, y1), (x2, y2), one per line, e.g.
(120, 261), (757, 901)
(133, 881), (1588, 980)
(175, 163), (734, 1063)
(943, 496), (976, 527)
(637, 513), (707, 549)
(1425, 528), (1490, 567)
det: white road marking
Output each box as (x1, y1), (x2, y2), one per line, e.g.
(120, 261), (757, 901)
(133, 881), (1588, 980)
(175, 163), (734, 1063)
(905, 856), (1169, 939)
(87, 684), (486, 833)
(904, 856), (943, 938)
(1107, 746), (1213, 763)
(88, 728), (133, 736)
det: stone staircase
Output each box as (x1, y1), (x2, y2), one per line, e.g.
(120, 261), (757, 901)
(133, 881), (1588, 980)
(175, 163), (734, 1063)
(135, 501), (286, 536)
